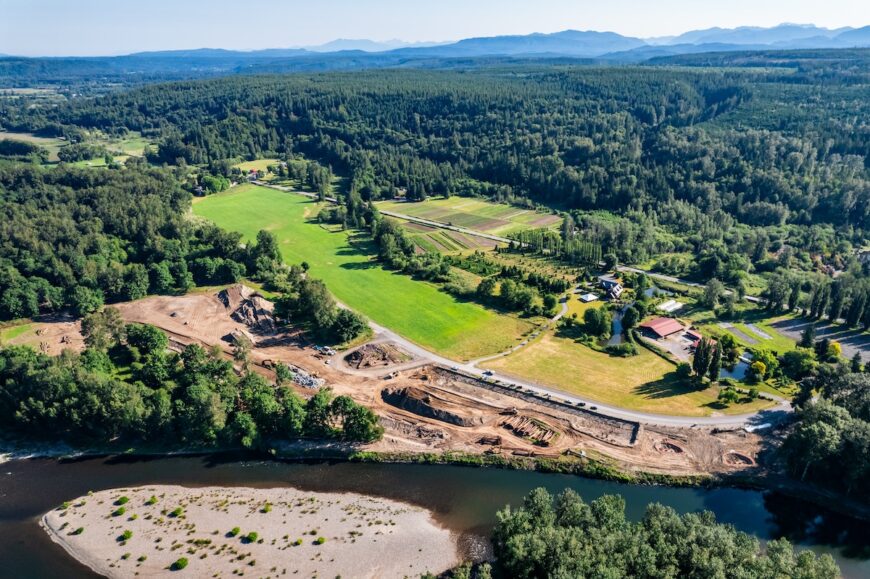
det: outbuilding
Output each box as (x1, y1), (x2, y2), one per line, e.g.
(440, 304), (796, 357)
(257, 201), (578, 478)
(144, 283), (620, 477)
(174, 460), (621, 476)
(639, 317), (684, 339)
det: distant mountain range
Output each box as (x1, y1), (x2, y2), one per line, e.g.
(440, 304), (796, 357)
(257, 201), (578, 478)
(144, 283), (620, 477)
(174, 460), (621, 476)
(4, 23), (869, 62)
(303, 39), (445, 53)
(1, 24), (868, 84)
(120, 24), (870, 62)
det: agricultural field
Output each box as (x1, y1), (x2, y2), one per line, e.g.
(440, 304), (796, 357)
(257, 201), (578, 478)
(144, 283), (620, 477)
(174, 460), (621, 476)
(193, 184), (535, 360)
(481, 332), (775, 416)
(0, 131), (67, 161)
(233, 158), (281, 173)
(0, 130), (152, 165)
(377, 196), (562, 237)
(389, 217), (498, 253)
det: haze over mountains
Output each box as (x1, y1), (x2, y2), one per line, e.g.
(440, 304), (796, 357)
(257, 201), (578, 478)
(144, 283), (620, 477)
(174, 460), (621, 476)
(5, 23), (869, 61)
(1, 23), (868, 85)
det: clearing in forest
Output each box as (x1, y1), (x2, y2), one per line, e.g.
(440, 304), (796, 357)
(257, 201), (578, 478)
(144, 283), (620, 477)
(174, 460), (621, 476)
(480, 332), (775, 417)
(233, 158), (281, 173)
(193, 184), (534, 360)
(377, 196), (561, 237)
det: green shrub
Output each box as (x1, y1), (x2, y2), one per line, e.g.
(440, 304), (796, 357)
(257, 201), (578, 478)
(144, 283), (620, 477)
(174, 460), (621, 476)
(169, 507), (184, 518)
(112, 507), (126, 517)
(228, 527), (240, 537)
(118, 529), (133, 542)
(72, 527), (84, 535)
(115, 496), (130, 506)
(171, 557), (189, 570)
(145, 496), (158, 505)
(261, 503), (271, 513)
(243, 531), (258, 544)
(314, 537), (326, 545)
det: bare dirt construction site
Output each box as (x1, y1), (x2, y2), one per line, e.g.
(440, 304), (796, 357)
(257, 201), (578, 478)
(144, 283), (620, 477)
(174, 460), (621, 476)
(6, 285), (763, 478)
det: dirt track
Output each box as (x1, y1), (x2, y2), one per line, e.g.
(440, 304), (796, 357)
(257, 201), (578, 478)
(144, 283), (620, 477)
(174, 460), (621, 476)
(6, 286), (764, 477)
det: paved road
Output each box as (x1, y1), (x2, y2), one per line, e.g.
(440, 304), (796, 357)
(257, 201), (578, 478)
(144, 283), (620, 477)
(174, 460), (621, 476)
(253, 181), (787, 427)
(362, 299), (790, 429)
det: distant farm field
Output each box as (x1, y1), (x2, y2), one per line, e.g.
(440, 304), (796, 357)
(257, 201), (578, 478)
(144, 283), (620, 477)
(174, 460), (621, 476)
(234, 158), (281, 172)
(377, 197), (561, 237)
(0, 131), (66, 161)
(481, 332), (775, 417)
(193, 184), (534, 360)
(388, 217), (498, 253)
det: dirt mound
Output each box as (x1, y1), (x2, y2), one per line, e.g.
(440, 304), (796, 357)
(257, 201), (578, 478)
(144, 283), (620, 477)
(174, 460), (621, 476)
(654, 440), (685, 454)
(218, 284), (276, 334)
(501, 415), (559, 447)
(381, 387), (478, 427)
(725, 451), (754, 466)
(345, 342), (413, 369)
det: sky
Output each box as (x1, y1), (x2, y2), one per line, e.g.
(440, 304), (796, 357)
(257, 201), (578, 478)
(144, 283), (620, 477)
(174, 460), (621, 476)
(1, 0), (869, 56)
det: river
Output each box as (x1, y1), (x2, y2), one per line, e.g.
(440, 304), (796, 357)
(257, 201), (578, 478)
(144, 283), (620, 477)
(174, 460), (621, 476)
(1, 455), (868, 578)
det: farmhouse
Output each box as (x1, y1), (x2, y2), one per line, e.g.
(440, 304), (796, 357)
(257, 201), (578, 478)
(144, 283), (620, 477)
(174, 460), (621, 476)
(639, 317), (684, 339)
(598, 275), (624, 300)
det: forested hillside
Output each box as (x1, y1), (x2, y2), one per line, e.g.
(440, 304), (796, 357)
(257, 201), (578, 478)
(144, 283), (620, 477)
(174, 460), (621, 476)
(5, 65), (867, 230)
(0, 161), (274, 320)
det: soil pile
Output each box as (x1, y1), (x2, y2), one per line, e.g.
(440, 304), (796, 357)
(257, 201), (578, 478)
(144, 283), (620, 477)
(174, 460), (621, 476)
(501, 415), (559, 446)
(345, 342), (413, 369)
(218, 284), (276, 334)
(382, 387), (479, 427)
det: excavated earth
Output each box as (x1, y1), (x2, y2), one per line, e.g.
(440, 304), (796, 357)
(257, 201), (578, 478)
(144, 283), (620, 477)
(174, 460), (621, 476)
(8, 286), (765, 477)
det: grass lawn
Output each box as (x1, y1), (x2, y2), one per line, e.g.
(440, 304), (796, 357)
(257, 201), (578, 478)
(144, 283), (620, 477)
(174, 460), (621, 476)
(377, 196), (561, 237)
(481, 332), (775, 416)
(193, 184), (535, 360)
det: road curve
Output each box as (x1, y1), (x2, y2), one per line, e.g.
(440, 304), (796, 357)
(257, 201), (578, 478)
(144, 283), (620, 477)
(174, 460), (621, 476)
(252, 181), (787, 427)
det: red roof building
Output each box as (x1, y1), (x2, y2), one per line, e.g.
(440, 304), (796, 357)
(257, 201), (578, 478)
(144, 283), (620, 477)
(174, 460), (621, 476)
(639, 317), (684, 339)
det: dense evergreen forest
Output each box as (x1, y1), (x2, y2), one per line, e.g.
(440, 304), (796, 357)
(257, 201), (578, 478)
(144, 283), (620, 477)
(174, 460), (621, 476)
(0, 162), (289, 320)
(3, 62), (866, 280)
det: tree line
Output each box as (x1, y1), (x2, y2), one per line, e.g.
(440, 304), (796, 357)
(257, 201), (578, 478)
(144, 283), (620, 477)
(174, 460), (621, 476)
(0, 313), (382, 448)
(491, 487), (838, 578)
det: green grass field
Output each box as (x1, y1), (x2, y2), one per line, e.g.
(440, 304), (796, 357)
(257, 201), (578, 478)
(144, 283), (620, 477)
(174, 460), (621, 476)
(0, 323), (33, 343)
(193, 184), (535, 360)
(234, 159), (281, 172)
(481, 332), (775, 416)
(377, 197), (561, 237)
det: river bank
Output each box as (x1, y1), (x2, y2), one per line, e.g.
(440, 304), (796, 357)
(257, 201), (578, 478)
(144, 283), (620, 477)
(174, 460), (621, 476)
(41, 485), (459, 579)
(5, 440), (870, 524)
(3, 456), (869, 579)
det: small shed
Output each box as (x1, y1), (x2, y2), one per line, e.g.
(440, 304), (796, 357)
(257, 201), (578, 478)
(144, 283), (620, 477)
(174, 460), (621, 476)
(579, 293), (599, 303)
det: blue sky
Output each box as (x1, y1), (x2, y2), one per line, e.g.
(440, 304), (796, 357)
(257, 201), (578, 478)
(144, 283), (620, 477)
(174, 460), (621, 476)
(2, 0), (868, 56)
